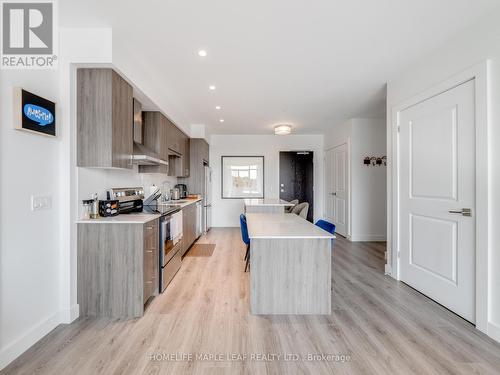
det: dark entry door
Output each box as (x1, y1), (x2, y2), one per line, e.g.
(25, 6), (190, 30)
(279, 151), (314, 222)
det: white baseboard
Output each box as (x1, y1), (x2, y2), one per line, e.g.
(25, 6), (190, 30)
(350, 234), (387, 242)
(488, 322), (500, 343)
(59, 304), (79, 324)
(0, 310), (60, 370)
(384, 264), (392, 276)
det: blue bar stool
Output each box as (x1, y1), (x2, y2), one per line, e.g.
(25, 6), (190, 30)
(240, 214), (251, 272)
(315, 219), (336, 235)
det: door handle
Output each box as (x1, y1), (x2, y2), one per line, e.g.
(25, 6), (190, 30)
(448, 208), (472, 216)
(331, 192), (337, 196)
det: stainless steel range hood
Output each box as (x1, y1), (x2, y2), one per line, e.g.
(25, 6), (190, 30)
(132, 98), (168, 166)
(132, 143), (169, 166)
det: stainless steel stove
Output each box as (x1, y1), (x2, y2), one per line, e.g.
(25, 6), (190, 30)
(110, 187), (183, 293)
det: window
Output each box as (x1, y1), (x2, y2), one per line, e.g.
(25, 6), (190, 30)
(221, 156), (264, 198)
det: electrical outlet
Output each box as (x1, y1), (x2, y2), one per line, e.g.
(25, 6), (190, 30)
(31, 195), (52, 211)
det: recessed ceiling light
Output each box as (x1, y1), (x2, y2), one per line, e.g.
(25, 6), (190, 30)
(215, 106), (221, 110)
(274, 124), (292, 135)
(209, 85), (216, 90)
(198, 50), (207, 57)
(219, 119), (225, 123)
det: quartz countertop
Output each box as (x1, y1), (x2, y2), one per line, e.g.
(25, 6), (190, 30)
(246, 213), (335, 239)
(76, 198), (202, 224)
(172, 197), (203, 208)
(76, 213), (161, 224)
(244, 198), (294, 207)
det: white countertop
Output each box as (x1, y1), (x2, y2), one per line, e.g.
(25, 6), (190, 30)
(244, 198), (294, 207)
(76, 198), (202, 224)
(76, 213), (161, 224)
(246, 213), (335, 239)
(171, 197), (203, 208)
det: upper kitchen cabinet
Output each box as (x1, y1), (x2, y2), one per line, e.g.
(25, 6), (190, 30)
(165, 119), (190, 177)
(182, 136), (190, 177)
(199, 138), (209, 164)
(77, 68), (133, 169)
(166, 119), (182, 155)
(178, 138), (209, 194)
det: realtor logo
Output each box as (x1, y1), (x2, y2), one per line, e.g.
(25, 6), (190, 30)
(1, 1), (58, 69)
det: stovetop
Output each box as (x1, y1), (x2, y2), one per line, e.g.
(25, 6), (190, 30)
(143, 203), (182, 216)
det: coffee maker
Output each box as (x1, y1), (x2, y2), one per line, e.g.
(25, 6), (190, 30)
(175, 184), (187, 199)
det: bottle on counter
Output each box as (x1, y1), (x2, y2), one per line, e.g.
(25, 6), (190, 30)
(90, 193), (99, 219)
(81, 199), (93, 220)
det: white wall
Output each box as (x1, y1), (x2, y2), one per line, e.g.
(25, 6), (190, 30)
(324, 118), (386, 241)
(386, 10), (500, 341)
(324, 119), (352, 150)
(78, 168), (177, 205)
(210, 134), (324, 227)
(0, 71), (61, 368)
(350, 119), (386, 241)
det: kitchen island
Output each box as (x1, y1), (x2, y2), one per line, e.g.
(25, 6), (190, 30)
(244, 198), (294, 213)
(246, 213), (334, 315)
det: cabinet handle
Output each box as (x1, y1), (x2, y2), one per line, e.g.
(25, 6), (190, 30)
(145, 281), (153, 285)
(145, 250), (153, 253)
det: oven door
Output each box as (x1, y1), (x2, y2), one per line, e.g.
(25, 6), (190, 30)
(160, 216), (177, 267)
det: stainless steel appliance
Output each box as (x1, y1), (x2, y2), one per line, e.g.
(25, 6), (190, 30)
(203, 165), (212, 233)
(110, 187), (144, 213)
(131, 99), (169, 167)
(175, 184), (187, 199)
(112, 187), (183, 293)
(159, 210), (183, 291)
(171, 187), (180, 200)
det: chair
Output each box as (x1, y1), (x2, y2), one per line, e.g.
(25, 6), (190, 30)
(285, 199), (299, 213)
(239, 214), (251, 272)
(315, 219), (336, 235)
(292, 202), (309, 219)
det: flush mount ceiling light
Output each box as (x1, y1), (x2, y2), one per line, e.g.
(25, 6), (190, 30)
(198, 50), (207, 57)
(215, 106), (221, 110)
(274, 124), (292, 135)
(209, 85), (216, 90)
(219, 119), (225, 123)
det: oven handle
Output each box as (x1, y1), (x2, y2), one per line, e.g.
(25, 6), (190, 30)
(159, 216), (171, 263)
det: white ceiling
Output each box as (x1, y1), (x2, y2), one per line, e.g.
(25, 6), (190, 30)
(60, 0), (499, 135)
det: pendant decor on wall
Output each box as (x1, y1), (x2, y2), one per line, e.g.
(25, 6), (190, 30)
(13, 87), (56, 137)
(363, 156), (387, 166)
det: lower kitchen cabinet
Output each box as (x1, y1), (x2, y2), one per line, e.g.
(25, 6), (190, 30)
(77, 219), (159, 318)
(143, 221), (159, 303)
(182, 203), (197, 256)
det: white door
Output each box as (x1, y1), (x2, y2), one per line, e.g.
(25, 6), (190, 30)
(325, 144), (348, 236)
(399, 80), (475, 323)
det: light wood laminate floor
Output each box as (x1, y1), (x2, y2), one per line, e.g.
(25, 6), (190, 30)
(3, 228), (500, 374)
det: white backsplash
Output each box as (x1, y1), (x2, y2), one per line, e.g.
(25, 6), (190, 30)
(78, 166), (177, 204)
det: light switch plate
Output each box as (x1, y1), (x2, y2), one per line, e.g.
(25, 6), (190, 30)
(31, 195), (52, 211)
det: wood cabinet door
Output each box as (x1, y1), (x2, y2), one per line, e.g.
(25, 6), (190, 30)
(182, 208), (189, 255)
(111, 70), (133, 169)
(181, 203), (198, 256)
(201, 140), (209, 163)
(167, 120), (181, 154)
(178, 133), (190, 177)
(77, 68), (133, 169)
(143, 220), (158, 303)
